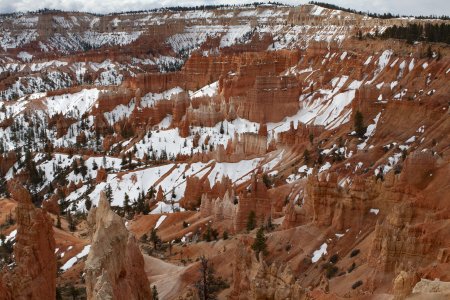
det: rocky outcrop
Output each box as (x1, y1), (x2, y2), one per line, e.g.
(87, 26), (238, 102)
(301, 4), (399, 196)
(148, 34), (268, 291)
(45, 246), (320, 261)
(0, 181), (56, 300)
(199, 174), (271, 233)
(286, 172), (375, 231)
(410, 279), (450, 299)
(234, 174), (272, 232)
(42, 193), (61, 215)
(229, 240), (307, 300)
(84, 192), (151, 300)
(234, 75), (301, 123)
(179, 175), (211, 210)
(277, 121), (324, 146)
(393, 271), (418, 300)
(251, 259), (306, 300)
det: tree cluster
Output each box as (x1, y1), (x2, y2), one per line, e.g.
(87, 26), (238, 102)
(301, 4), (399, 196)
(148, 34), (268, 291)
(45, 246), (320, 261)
(380, 23), (450, 44)
(309, 1), (449, 20)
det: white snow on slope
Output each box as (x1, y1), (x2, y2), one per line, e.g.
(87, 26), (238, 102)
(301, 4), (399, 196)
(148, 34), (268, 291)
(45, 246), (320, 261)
(45, 88), (101, 117)
(61, 244), (91, 271)
(154, 215), (167, 229)
(312, 243), (328, 263)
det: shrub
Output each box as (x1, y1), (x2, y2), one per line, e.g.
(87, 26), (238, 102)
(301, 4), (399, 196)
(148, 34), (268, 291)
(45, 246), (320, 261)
(329, 254), (339, 264)
(348, 262), (356, 273)
(324, 264), (339, 279)
(352, 280), (363, 289)
(350, 249), (360, 257)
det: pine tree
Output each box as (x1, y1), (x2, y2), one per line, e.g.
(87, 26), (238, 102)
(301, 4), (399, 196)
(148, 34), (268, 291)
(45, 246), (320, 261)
(303, 149), (310, 164)
(105, 184), (113, 203)
(152, 285), (159, 300)
(85, 197), (92, 211)
(203, 225), (212, 242)
(79, 157), (87, 178)
(246, 211), (256, 231)
(72, 159), (79, 175)
(121, 155), (127, 166)
(56, 215), (61, 229)
(150, 228), (161, 250)
(124, 193), (130, 216)
(195, 256), (228, 300)
(251, 227), (268, 260)
(67, 212), (76, 232)
(354, 111), (366, 138)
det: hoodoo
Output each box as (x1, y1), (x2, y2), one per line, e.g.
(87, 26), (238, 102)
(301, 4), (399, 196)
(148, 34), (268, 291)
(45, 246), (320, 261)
(0, 2), (449, 299)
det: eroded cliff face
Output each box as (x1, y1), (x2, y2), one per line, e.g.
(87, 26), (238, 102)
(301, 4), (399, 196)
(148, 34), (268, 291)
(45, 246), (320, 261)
(199, 174), (271, 233)
(84, 193), (151, 300)
(0, 3), (449, 300)
(0, 181), (56, 300)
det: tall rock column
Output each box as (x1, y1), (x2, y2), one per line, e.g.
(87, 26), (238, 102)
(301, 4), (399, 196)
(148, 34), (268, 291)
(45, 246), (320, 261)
(84, 192), (152, 300)
(1, 181), (56, 300)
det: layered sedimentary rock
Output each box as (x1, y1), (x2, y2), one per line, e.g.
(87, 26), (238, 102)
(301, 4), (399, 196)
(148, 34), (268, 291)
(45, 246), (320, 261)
(234, 174), (272, 232)
(179, 175), (211, 210)
(200, 174), (271, 233)
(277, 121), (324, 146)
(84, 192), (151, 300)
(0, 181), (56, 300)
(229, 240), (307, 300)
(393, 271), (418, 300)
(290, 172), (374, 231)
(234, 75), (301, 123)
(410, 279), (450, 298)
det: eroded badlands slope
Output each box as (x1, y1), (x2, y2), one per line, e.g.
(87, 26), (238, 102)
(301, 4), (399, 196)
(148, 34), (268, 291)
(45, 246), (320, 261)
(0, 3), (449, 300)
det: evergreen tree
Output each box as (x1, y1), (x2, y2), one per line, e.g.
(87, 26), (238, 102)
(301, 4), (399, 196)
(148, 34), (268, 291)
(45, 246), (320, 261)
(152, 285), (159, 300)
(150, 228), (161, 250)
(79, 157), (87, 178)
(303, 149), (310, 164)
(121, 155), (127, 167)
(56, 215), (61, 229)
(251, 227), (268, 260)
(124, 193), (130, 216)
(427, 45), (433, 58)
(72, 159), (79, 175)
(354, 111), (366, 138)
(195, 256), (228, 300)
(67, 212), (76, 232)
(85, 196), (92, 211)
(246, 211), (256, 231)
(203, 225), (212, 242)
(105, 184), (113, 203)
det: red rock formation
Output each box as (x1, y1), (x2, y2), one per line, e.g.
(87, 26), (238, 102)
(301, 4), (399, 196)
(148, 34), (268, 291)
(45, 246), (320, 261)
(42, 193), (61, 215)
(277, 121), (324, 146)
(156, 186), (165, 202)
(84, 192), (151, 300)
(0, 152), (17, 176)
(234, 174), (272, 232)
(235, 75), (301, 123)
(95, 167), (107, 183)
(1, 181), (56, 300)
(392, 271), (418, 300)
(200, 174), (272, 233)
(229, 240), (307, 300)
(179, 175), (211, 210)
